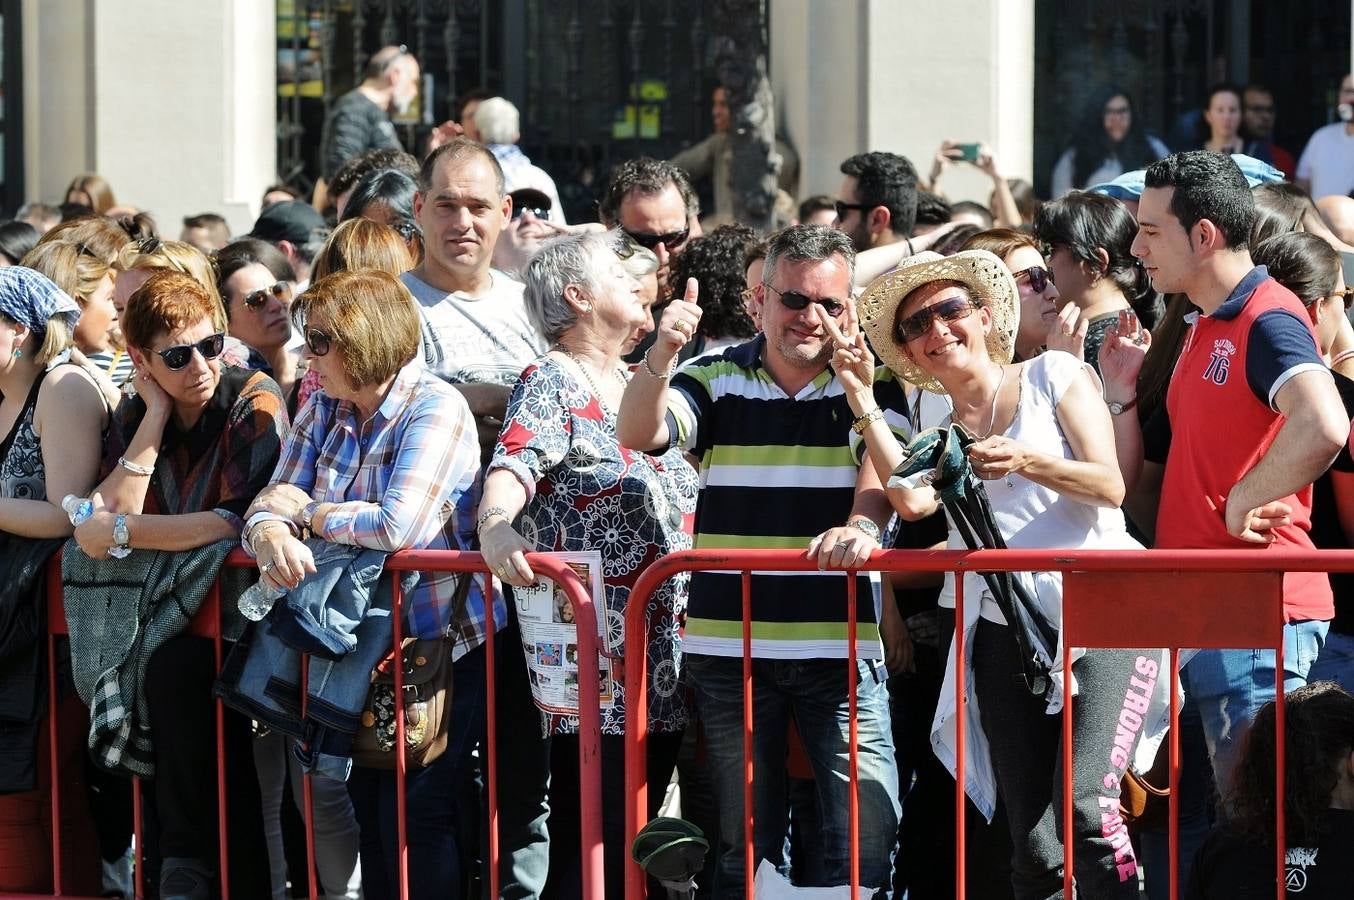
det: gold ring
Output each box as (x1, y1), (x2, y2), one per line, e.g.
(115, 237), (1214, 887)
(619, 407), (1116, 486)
(495, 566), (508, 578)
(675, 320), (689, 333)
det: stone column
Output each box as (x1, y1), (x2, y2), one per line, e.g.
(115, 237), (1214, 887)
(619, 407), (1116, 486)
(22, 0), (277, 236)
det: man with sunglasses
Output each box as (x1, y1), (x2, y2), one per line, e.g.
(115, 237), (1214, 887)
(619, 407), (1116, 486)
(617, 224), (903, 896)
(835, 151), (920, 254)
(490, 187), (565, 277)
(600, 157), (702, 292)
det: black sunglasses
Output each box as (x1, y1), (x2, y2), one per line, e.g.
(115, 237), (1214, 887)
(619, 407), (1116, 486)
(305, 327), (333, 357)
(896, 296), (982, 343)
(622, 226), (690, 251)
(243, 281), (293, 310)
(393, 219), (422, 241)
(1013, 265), (1054, 294)
(155, 332), (225, 371)
(834, 200), (868, 220)
(765, 284), (846, 318)
(511, 205), (551, 221)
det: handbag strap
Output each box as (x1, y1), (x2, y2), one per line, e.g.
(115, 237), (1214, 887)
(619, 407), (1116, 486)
(441, 532), (480, 647)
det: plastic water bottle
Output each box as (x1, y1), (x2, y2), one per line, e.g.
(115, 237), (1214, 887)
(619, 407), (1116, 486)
(238, 579), (286, 622)
(62, 494), (94, 527)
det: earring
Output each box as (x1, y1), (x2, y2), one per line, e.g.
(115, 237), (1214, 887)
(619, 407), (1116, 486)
(580, 303), (592, 313)
(12, 348), (21, 359)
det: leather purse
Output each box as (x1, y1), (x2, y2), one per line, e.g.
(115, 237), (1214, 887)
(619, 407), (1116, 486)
(1119, 736), (1170, 828)
(351, 570), (472, 770)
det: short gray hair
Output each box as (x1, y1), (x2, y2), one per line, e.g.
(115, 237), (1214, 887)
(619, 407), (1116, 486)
(474, 97), (520, 145)
(762, 223), (856, 287)
(523, 230), (626, 343)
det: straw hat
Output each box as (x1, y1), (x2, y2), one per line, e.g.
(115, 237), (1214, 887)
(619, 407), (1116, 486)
(856, 250), (1020, 394)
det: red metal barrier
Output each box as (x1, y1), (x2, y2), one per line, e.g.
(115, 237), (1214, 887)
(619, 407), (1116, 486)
(38, 548), (606, 900)
(623, 547), (1354, 900)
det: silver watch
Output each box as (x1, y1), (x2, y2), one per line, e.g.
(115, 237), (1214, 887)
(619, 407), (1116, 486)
(109, 513), (132, 559)
(846, 517), (882, 543)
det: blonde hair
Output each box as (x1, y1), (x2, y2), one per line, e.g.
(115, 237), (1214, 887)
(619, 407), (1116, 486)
(35, 316), (75, 366)
(291, 270), (421, 387)
(36, 216), (130, 268)
(118, 239), (224, 311)
(310, 218), (414, 281)
(20, 240), (110, 303)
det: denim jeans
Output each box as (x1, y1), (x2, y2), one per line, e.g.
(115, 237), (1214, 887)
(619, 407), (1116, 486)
(1180, 619), (1329, 794)
(348, 642), (486, 900)
(1168, 619), (1329, 890)
(685, 653), (900, 898)
(270, 542), (391, 660)
(1307, 628), (1354, 693)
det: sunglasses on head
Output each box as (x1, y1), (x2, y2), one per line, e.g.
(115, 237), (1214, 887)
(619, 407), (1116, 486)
(511, 205), (551, 221)
(896, 296), (982, 343)
(1013, 265), (1054, 294)
(155, 332), (225, 371)
(243, 281), (292, 310)
(765, 284), (846, 317)
(305, 327), (333, 357)
(622, 226), (690, 251)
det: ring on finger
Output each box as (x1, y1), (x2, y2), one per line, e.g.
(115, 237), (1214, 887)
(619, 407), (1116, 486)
(260, 562), (275, 574)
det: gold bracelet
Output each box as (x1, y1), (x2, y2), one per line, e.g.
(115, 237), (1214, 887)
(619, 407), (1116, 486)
(247, 522), (288, 555)
(851, 408), (885, 434)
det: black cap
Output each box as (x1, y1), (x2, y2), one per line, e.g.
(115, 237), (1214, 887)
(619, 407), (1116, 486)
(249, 200), (327, 245)
(509, 188), (552, 212)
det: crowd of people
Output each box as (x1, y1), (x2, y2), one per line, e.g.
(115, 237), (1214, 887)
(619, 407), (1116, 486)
(1, 45), (1354, 900)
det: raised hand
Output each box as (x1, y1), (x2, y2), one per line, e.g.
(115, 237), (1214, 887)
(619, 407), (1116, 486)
(816, 299), (875, 413)
(1045, 303), (1089, 360)
(651, 277), (702, 369)
(1098, 309), (1151, 397)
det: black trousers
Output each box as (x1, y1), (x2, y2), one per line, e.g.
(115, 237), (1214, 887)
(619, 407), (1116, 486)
(144, 634), (270, 895)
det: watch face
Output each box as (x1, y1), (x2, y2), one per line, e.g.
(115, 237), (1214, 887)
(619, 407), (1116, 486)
(1108, 401), (1124, 415)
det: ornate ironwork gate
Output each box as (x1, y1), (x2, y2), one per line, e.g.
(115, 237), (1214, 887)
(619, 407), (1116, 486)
(275, 0), (725, 222)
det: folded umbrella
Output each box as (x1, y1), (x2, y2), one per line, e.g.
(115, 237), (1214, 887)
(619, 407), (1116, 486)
(890, 424), (1058, 698)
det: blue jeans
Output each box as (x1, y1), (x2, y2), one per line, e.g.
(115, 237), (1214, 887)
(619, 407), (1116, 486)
(1162, 620), (1330, 893)
(270, 542), (392, 659)
(347, 642), (486, 900)
(685, 653), (900, 898)
(1308, 628), (1354, 693)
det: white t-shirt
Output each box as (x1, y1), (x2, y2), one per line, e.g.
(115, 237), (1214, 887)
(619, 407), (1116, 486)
(401, 269), (546, 386)
(1049, 136), (1171, 197)
(1296, 122), (1354, 200)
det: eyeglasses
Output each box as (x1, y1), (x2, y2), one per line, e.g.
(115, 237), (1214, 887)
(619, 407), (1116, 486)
(896, 296), (982, 343)
(765, 284), (846, 317)
(1013, 265), (1055, 294)
(136, 236), (163, 255)
(155, 332), (225, 371)
(1103, 106), (1132, 117)
(622, 226), (690, 251)
(1335, 287), (1354, 310)
(834, 200), (868, 220)
(511, 206), (551, 221)
(242, 281), (293, 310)
(1245, 105), (1275, 115)
(305, 327), (333, 357)
(393, 219), (421, 242)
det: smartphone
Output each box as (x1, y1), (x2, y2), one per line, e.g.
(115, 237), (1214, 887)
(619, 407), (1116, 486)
(957, 143), (982, 163)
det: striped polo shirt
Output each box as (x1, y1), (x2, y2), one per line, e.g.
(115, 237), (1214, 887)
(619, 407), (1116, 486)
(665, 336), (882, 660)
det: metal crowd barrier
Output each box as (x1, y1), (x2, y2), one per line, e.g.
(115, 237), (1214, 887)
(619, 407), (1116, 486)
(28, 548), (606, 900)
(622, 547), (1354, 900)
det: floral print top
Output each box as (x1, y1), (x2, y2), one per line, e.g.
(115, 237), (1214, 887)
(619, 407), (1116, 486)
(489, 356), (698, 736)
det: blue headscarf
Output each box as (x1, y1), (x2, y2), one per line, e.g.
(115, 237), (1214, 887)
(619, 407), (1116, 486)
(0, 266), (81, 342)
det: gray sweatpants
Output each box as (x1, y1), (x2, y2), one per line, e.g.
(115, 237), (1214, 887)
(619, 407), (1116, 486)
(973, 619), (1156, 900)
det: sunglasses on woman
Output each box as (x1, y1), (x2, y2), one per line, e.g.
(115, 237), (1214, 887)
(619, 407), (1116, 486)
(765, 284), (846, 317)
(896, 296), (982, 343)
(1013, 265), (1054, 294)
(243, 282), (293, 310)
(305, 327), (333, 357)
(1335, 286), (1354, 310)
(156, 332), (226, 371)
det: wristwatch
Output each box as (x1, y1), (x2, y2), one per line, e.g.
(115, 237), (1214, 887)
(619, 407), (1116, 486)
(846, 517), (882, 543)
(1107, 396), (1138, 416)
(109, 513), (132, 559)
(300, 501), (321, 540)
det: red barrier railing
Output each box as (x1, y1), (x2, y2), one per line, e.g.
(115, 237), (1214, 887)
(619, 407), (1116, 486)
(623, 548), (1354, 900)
(36, 548), (606, 900)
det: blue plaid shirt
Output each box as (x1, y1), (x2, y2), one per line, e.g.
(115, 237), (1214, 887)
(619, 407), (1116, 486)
(268, 362), (503, 655)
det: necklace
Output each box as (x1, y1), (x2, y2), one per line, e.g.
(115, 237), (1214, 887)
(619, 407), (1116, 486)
(973, 365), (1007, 440)
(555, 345), (626, 413)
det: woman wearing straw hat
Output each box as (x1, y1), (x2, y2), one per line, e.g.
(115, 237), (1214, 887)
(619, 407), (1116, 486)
(820, 249), (1165, 899)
